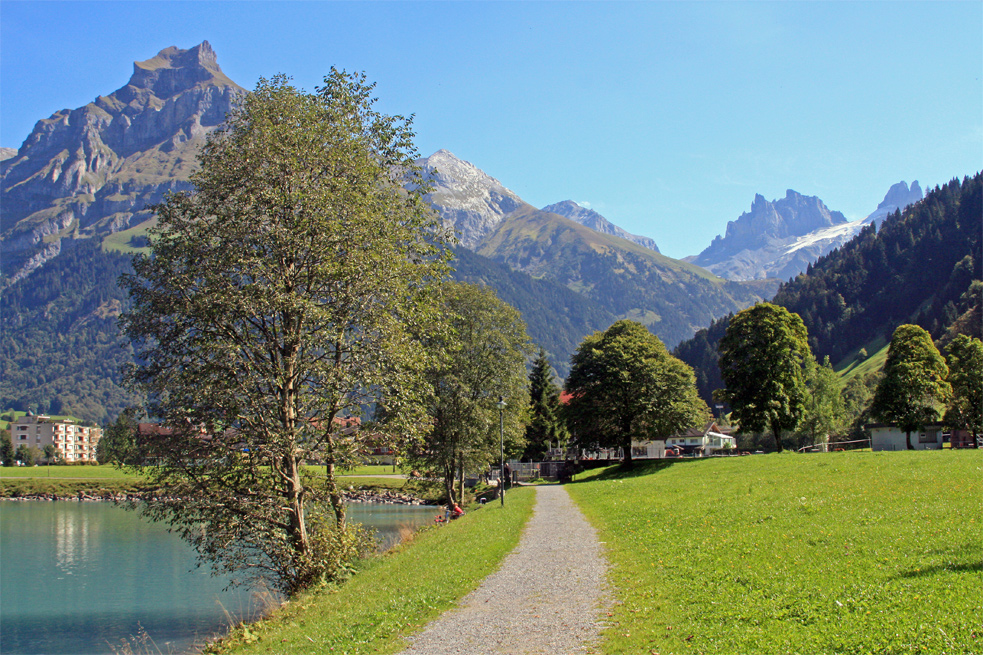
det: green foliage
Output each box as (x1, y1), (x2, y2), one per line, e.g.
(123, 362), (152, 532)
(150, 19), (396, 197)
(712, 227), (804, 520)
(0, 429), (13, 466)
(792, 356), (847, 450)
(565, 320), (709, 465)
(870, 325), (950, 449)
(405, 281), (532, 507)
(119, 71), (449, 596)
(0, 240), (143, 424)
(523, 349), (566, 461)
(14, 444), (36, 466)
(718, 303), (812, 451)
(568, 452), (983, 655)
(96, 408), (140, 465)
(943, 334), (983, 436)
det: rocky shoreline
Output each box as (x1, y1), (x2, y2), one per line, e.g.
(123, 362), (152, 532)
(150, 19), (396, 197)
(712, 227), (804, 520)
(1, 489), (433, 505)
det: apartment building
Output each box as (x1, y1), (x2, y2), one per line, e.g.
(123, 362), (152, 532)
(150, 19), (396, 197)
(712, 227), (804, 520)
(9, 413), (103, 462)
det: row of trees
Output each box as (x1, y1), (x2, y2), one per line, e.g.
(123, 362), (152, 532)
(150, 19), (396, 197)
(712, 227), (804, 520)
(713, 303), (981, 453)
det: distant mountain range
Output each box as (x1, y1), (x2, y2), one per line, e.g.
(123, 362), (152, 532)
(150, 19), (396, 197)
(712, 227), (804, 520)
(0, 40), (952, 423)
(416, 149), (777, 349)
(687, 182), (923, 282)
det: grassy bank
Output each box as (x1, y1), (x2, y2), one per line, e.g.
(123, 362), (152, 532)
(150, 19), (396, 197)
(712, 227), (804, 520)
(566, 451), (982, 655)
(0, 464), (149, 497)
(212, 486), (536, 654)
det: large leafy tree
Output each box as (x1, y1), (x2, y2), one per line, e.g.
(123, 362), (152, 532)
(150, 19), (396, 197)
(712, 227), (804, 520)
(943, 334), (982, 444)
(119, 71), (449, 595)
(407, 282), (531, 507)
(564, 320), (709, 466)
(523, 349), (566, 461)
(717, 303), (812, 452)
(870, 324), (950, 450)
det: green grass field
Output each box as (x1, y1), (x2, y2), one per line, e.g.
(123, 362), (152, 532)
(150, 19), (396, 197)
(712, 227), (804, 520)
(211, 487), (536, 655)
(566, 451), (982, 654)
(0, 464), (136, 479)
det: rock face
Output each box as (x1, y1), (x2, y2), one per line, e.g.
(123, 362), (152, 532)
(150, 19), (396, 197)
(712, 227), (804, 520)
(690, 190), (850, 281)
(416, 150), (526, 249)
(541, 200), (660, 253)
(1, 41), (244, 286)
(863, 180), (923, 226)
(689, 183), (924, 282)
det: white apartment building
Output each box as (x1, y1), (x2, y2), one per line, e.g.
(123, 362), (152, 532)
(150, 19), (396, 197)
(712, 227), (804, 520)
(9, 413), (102, 462)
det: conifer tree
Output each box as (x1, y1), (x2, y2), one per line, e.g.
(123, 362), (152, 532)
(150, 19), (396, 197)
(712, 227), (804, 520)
(523, 349), (566, 461)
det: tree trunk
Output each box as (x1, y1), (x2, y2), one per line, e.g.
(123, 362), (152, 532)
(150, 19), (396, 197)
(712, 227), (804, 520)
(285, 453), (309, 554)
(324, 437), (346, 528)
(772, 420), (784, 453)
(906, 430), (914, 450)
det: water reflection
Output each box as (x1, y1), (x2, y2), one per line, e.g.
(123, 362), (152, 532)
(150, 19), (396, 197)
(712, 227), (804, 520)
(0, 501), (436, 655)
(54, 502), (91, 575)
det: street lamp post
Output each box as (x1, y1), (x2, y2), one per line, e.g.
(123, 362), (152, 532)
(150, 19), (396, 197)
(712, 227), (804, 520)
(497, 396), (506, 506)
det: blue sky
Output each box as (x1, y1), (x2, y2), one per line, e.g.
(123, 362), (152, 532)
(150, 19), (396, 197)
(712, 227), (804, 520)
(2, 1), (980, 259)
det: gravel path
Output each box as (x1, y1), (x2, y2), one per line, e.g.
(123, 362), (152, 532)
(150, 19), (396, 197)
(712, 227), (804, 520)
(398, 484), (610, 655)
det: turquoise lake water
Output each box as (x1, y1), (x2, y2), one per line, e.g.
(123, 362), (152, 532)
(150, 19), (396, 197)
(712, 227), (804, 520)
(0, 501), (437, 654)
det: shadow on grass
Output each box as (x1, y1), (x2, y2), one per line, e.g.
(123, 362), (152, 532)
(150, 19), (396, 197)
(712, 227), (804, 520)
(571, 458), (707, 482)
(895, 561), (982, 579)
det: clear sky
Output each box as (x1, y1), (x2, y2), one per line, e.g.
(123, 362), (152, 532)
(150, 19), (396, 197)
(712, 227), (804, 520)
(2, 1), (980, 259)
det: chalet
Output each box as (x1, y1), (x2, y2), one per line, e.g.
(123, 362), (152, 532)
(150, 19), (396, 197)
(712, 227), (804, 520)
(665, 420), (736, 455)
(869, 423), (944, 451)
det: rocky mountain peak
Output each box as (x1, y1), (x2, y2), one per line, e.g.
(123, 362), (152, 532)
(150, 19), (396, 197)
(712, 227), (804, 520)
(691, 189), (848, 278)
(2, 41), (244, 286)
(865, 180), (923, 225)
(416, 150), (525, 249)
(541, 200), (660, 253)
(122, 41), (229, 98)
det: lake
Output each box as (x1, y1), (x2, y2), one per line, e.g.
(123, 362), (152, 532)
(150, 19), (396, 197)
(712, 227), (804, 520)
(0, 500), (438, 655)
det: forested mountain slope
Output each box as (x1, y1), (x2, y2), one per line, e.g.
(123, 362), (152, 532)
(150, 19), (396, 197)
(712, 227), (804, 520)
(0, 240), (141, 421)
(449, 247), (615, 378)
(676, 173), (982, 405)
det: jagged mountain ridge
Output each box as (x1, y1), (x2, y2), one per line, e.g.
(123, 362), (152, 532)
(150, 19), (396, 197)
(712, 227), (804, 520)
(1, 41), (244, 286)
(689, 184), (923, 281)
(541, 200), (660, 253)
(417, 149), (777, 347)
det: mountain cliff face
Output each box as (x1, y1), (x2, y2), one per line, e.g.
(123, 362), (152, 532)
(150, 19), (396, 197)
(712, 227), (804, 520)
(416, 150), (526, 249)
(541, 200), (660, 253)
(1, 41), (244, 286)
(689, 184), (922, 282)
(863, 180), (923, 226)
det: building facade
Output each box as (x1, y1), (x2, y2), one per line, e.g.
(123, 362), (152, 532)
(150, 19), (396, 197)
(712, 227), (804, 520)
(10, 413), (102, 462)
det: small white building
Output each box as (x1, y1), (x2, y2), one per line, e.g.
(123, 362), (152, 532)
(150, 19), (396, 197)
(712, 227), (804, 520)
(666, 421), (736, 455)
(10, 413), (102, 462)
(869, 423), (944, 451)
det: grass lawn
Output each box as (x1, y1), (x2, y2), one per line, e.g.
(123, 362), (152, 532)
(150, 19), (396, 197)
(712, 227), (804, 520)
(211, 486), (536, 655)
(566, 451), (982, 655)
(0, 464), (137, 479)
